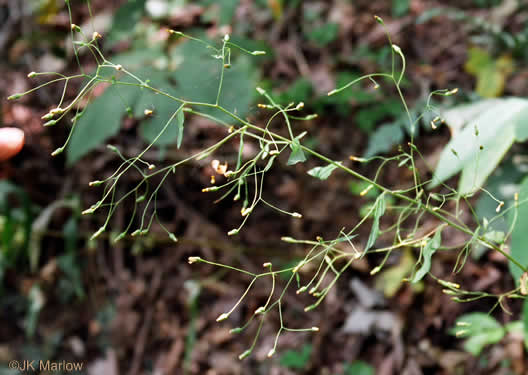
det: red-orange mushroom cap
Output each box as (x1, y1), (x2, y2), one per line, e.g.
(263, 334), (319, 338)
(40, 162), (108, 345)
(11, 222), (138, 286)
(0, 127), (24, 161)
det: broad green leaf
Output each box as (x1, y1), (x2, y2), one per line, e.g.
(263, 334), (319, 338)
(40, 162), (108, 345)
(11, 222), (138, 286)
(277, 78), (313, 104)
(441, 99), (502, 135)
(307, 162), (340, 180)
(107, 0), (147, 45)
(451, 313), (505, 356)
(343, 360), (374, 375)
(170, 41), (258, 123)
(464, 47), (514, 98)
(200, 0), (240, 25)
(365, 193), (386, 252)
(67, 67), (159, 164)
(364, 122), (404, 157)
(68, 38), (257, 164)
(279, 344), (312, 370)
(473, 159), (523, 258)
(392, 0), (410, 17)
(287, 138), (306, 165)
(67, 88), (130, 165)
(355, 100), (402, 133)
(431, 98), (528, 194)
(306, 23), (339, 46)
(412, 228), (442, 283)
(110, 45), (165, 71)
(513, 106), (528, 141)
(139, 96), (185, 147)
(129, 69), (186, 147)
(510, 177), (528, 284)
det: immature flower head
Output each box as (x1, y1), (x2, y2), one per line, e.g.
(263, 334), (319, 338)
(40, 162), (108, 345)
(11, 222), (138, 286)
(216, 313), (229, 322)
(92, 31), (102, 40)
(188, 256), (202, 264)
(49, 107), (64, 116)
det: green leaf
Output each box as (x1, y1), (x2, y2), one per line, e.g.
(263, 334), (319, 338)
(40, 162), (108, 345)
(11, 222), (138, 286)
(170, 41), (258, 123)
(66, 70), (150, 165)
(110, 45), (165, 71)
(510, 177), (528, 284)
(277, 77), (313, 104)
(365, 193), (386, 252)
(513, 106), (528, 142)
(279, 344), (312, 370)
(355, 100), (402, 133)
(464, 47), (514, 98)
(107, 0), (147, 45)
(412, 228), (442, 283)
(200, 0), (240, 25)
(431, 98), (528, 194)
(139, 97), (185, 147)
(68, 37), (258, 163)
(451, 313), (505, 356)
(305, 23), (339, 46)
(287, 138), (307, 165)
(364, 122), (404, 157)
(67, 89), (128, 165)
(392, 0), (410, 17)
(440, 99), (502, 134)
(307, 162), (340, 180)
(343, 361), (374, 375)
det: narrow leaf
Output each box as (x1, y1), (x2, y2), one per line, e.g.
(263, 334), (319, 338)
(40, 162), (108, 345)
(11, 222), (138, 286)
(412, 228), (443, 283)
(365, 193), (386, 252)
(307, 162), (341, 180)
